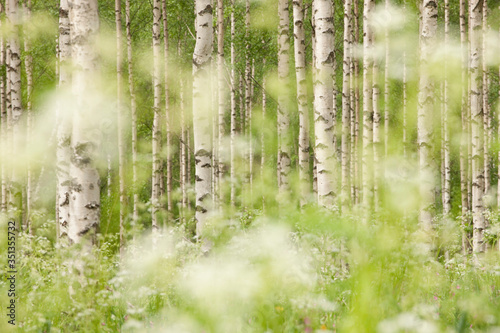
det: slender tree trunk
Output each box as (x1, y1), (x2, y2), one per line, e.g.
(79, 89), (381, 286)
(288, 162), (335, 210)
(68, 0), (100, 244)
(277, 0), (291, 194)
(0, 3), (6, 212)
(7, 0), (22, 217)
(56, 0), (71, 240)
(193, 0), (213, 234)
(125, 0), (138, 223)
(482, 0), (490, 198)
(162, 0), (173, 218)
(230, 0), (236, 206)
(151, 0), (162, 232)
(373, 40), (381, 212)
(23, 0), (33, 234)
(261, 60), (266, 180)
(442, 0), (451, 215)
(352, 0), (360, 204)
(313, 0), (336, 208)
(217, 0), (225, 204)
(384, 0), (390, 159)
(293, 0), (310, 206)
(470, 0), (485, 254)
(417, 0), (437, 231)
(362, 0), (375, 213)
(115, 0), (126, 255)
(341, 0), (352, 211)
(459, 0), (470, 253)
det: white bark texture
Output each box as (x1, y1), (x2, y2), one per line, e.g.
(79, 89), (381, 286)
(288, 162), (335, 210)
(151, 0), (162, 232)
(341, 0), (352, 210)
(230, 0), (236, 205)
(313, 0), (336, 208)
(442, 0), (451, 215)
(68, 0), (100, 244)
(362, 0), (374, 212)
(193, 0), (213, 234)
(293, 0), (310, 206)
(277, 0), (291, 193)
(56, 0), (71, 239)
(417, 0), (437, 231)
(470, 0), (485, 253)
(125, 0), (138, 223)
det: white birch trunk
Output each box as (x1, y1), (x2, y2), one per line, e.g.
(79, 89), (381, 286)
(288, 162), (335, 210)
(470, 0), (485, 253)
(24, 0), (33, 234)
(417, 0), (437, 231)
(230, 0), (236, 205)
(293, 0), (310, 206)
(68, 0), (100, 244)
(341, 0), (352, 211)
(151, 0), (162, 232)
(313, 0), (336, 208)
(362, 0), (374, 212)
(277, 0), (291, 193)
(125, 0), (138, 223)
(193, 0), (213, 234)
(442, 0), (451, 215)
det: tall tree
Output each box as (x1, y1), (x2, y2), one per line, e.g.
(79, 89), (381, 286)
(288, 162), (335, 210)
(67, 0), (100, 244)
(23, 0), (33, 234)
(230, 0), (236, 205)
(341, 0), (352, 210)
(151, 0), (162, 232)
(162, 0), (173, 217)
(470, 0), (485, 253)
(293, 0), (310, 206)
(193, 0), (213, 234)
(115, 0), (126, 254)
(217, 0), (225, 201)
(362, 0), (374, 212)
(442, 0), (451, 215)
(277, 0), (291, 194)
(0, 3), (6, 212)
(56, 0), (71, 240)
(125, 0), (138, 223)
(417, 0), (437, 230)
(313, 0), (336, 208)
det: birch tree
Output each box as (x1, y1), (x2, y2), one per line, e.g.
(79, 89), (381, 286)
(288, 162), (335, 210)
(293, 0), (309, 206)
(313, 0), (336, 208)
(230, 0), (236, 205)
(417, 0), (437, 230)
(193, 0), (213, 234)
(125, 0), (138, 223)
(67, 0), (100, 244)
(56, 0), (71, 239)
(362, 0), (374, 212)
(470, 0), (485, 253)
(341, 0), (352, 210)
(151, 0), (162, 232)
(442, 0), (451, 215)
(115, 0), (126, 253)
(277, 0), (291, 193)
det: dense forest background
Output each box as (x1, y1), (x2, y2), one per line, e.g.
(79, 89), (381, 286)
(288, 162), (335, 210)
(1, 0), (500, 331)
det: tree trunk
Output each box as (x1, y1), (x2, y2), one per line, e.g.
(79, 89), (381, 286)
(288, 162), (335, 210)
(384, 0), (390, 159)
(442, 0), (451, 215)
(277, 0), (291, 194)
(151, 0), (162, 232)
(56, 0), (71, 240)
(68, 0), (100, 244)
(293, 0), (310, 206)
(417, 0), (437, 231)
(7, 0), (22, 217)
(125, 0), (138, 224)
(230, 0), (236, 206)
(341, 0), (352, 211)
(23, 0), (33, 234)
(217, 0), (225, 204)
(313, 0), (336, 208)
(0, 3), (6, 212)
(470, 0), (485, 254)
(193, 0), (213, 234)
(482, 0), (490, 198)
(115, 0), (126, 255)
(162, 0), (173, 218)
(362, 0), (374, 213)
